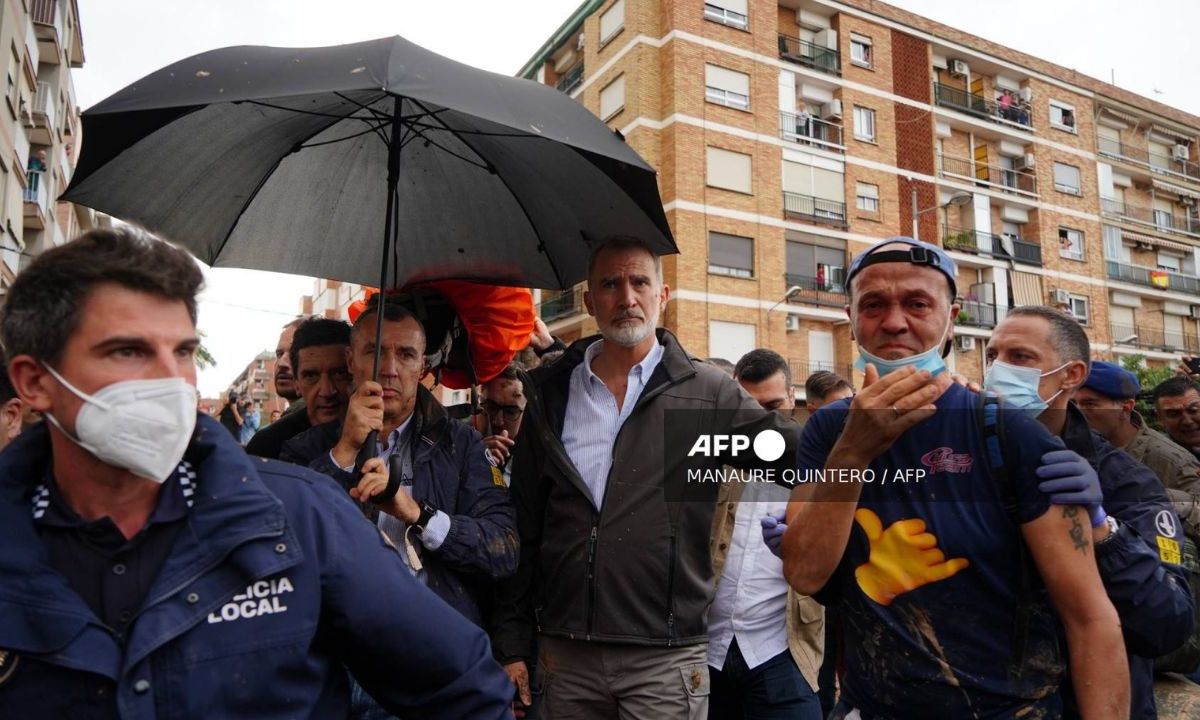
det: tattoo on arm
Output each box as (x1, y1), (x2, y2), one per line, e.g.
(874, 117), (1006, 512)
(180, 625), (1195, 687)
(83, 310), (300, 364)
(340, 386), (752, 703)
(1063, 506), (1089, 556)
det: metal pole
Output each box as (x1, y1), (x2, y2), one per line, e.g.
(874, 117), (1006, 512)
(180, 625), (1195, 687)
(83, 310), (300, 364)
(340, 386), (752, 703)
(911, 184), (919, 241)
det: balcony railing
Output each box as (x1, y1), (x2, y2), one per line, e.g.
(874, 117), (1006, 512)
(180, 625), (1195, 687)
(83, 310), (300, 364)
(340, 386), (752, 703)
(22, 176), (46, 209)
(782, 191), (847, 227)
(957, 300), (998, 328)
(779, 111), (844, 152)
(1106, 260), (1200, 295)
(932, 83), (1032, 130)
(1100, 198), (1200, 237)
(938, 154), (1037, 197)
(788, 358), (855, 386)
(1111, 323), (1200, 354)
(556, 64), (583, 95)
(777, 34), (840, 75)
(33, 82), (55, 130)
(942, 227), (1042, 266)
(703, 3), (748, 29)
(784, 271), (847, 308)
(539, 287), (584, 322)
(1097, 137), (1200, 184)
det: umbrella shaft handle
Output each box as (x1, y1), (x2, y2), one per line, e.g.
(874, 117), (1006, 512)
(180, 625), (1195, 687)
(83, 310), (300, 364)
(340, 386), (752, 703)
(356, 430), (400, 504)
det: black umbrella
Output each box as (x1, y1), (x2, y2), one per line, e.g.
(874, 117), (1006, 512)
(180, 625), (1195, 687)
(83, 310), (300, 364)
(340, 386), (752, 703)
(63, 35), (675, 292)
(65, 35), (677, 494)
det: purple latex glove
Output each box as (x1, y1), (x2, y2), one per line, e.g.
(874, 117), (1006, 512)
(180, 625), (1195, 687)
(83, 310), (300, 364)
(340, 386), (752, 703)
(761, 510), (787, 557)
(1036, 449), (1106, 527)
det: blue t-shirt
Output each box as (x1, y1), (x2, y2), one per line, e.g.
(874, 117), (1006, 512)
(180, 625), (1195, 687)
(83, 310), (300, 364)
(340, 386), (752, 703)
(798, 383), (1067, 719)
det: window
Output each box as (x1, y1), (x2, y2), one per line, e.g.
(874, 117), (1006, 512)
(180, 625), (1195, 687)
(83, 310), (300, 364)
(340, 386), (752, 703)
(1097, 125), (1121, 155)
(1149, 140), (1172, 170)
(853, 106), (875, 142)
(786, 240), (847, 291)
(708, 320), (756, 364)
(1049, 101), (1076, 132)
(1154, 198), (1175, 231)
(1053, 162), (1081, 195)
(1165, 312), (1186, 350)
(850, 34), (872, 67)
(1068, 294), (1090, 324)
(1058, 227), (1084, 261)
(855, 182), (879, 213)
(704, 64), (750, 111)
(1002, 221), (1022, 241)
(782, 156), (846, 221)
(599, 0), (624, 45)
(706, 147), (752, 194)
(1158, 252), (1182, 272)
(708, 232), (753, 277)
(1110, 305), (1135, 339)
(703, 0), (748, 30)
(600, 75), (625, 120)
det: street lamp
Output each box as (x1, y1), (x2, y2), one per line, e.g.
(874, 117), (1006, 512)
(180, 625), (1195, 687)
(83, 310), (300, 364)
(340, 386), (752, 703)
(768, 285), (803, 314)
(910, 188), (972, 241)
(1117, 334), (1138, 344)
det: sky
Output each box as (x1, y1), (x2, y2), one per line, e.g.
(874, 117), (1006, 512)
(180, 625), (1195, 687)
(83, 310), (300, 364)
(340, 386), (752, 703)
(71, 0), (1200, 396)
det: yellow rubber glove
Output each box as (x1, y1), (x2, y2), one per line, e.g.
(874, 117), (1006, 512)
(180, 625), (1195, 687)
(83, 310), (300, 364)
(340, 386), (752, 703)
(853, 508), (970, 606)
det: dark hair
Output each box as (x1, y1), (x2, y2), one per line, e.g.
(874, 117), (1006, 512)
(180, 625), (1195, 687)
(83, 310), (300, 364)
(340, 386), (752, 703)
(1, 226), (204, 363)
(352, 296), (425, 347)
(586, 235), (663, 283)
(0, 348), (14, 403)
(491, 362), (522, 383)
(1154, 375), (1200, 404)
(704, 357), (736, 376)
(1006, 305), (1091, 374)
(805, 370), (852, 401)
(289, 317), (351, 371)
(734, 349), (791, 386)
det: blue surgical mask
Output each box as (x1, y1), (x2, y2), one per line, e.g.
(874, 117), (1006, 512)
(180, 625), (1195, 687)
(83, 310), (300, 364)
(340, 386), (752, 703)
(982, 360), (1070, 416)
(853, 322), (950, 378)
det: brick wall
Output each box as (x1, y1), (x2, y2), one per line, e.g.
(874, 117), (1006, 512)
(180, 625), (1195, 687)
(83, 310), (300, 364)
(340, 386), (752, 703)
(890, 29), (937, 243)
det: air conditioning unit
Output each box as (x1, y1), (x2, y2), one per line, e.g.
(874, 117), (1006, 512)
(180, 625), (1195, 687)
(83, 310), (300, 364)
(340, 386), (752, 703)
(1051, 288), (1071, 305)
(577, 35), (585, 51)
(1182, 195), (1197, 207)
(1019, 87), (1033, 103)
(823, 99), (842, 119)
(957, 336), (976, 352)
(1173, 144), (1190, 160)
(785, 315), (800, 332)
(949, 59), (969, 77)
(1014, 153), (1035, 170)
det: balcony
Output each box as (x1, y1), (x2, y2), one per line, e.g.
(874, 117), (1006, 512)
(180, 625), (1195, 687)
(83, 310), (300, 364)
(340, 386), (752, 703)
(779, 111), (844, 153)
(956, 300), (998, 328)
(1100, 198), (1200, 238)
(704, 3), (748, 30)
(782, 191), (847, 228)
(22, 178), (47, 229)
(932, 83), (1032, 131)
(556, 64), (583, 95)
(784, 272), (847, 308)
(788, 358), (855, 386)
(1111, 323), (1200, 354)
(777, 34), (840, 76)
(1106, 260), (1200, 295)
(938, 154), (1037, 197)
(31, 0), (63, 64)
(1098, 137), (1200, 185)
(30, 82), (55, 145)
(942, 227), (1042, 266)
(539, 286), (584, 322)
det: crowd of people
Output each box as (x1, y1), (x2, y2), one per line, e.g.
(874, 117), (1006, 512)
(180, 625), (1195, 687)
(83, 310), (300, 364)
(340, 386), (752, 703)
(2, 227), (1200, 719)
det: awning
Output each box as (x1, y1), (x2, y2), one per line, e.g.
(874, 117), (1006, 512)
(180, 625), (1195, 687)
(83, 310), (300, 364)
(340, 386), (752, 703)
(1119, 229), (1194, 254)
(1150, 123), (1195, 144)
(1152, 178), (1200, 200)
(1100, 106), (1141, 126)
(1009, 270), (1044, 307)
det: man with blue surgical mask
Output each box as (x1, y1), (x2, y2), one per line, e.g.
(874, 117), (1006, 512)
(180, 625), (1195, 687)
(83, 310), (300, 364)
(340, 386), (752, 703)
(780, 237), (1129, 719)
(987, 306), (1194, 719)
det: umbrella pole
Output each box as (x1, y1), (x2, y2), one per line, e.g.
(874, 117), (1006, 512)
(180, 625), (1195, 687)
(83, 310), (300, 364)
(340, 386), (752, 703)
(359, 96), (405, 496)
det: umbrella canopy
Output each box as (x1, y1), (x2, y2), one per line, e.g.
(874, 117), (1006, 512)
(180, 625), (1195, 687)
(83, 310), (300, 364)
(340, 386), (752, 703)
(64, 35), (676, 290)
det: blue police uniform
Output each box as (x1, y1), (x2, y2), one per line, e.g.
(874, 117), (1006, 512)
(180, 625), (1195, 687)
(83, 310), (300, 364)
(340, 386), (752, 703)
(0, 415), (514, 719)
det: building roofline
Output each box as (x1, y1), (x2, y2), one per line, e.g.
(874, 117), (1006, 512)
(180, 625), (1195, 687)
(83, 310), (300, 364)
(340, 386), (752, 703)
(829, 0), (1200, 132)
(516, 0), (604, 79)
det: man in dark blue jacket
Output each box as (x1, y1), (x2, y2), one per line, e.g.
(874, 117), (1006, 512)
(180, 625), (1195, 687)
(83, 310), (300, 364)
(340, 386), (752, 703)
(0, 227), (513, 719)
(281, 296), (518, 626)
(989, 306), (1194, 719)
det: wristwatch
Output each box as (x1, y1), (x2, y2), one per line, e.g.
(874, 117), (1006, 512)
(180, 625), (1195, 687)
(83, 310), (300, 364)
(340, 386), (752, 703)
(414, 501), (437, 533)
(1096, 515), (1120, 546)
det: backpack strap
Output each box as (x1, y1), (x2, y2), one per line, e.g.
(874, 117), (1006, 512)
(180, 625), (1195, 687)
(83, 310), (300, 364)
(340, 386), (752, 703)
(978, 391), (1034, 680)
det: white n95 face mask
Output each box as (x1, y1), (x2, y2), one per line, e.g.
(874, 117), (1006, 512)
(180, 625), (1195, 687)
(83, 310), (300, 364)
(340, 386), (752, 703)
(43, 366), (199, 483)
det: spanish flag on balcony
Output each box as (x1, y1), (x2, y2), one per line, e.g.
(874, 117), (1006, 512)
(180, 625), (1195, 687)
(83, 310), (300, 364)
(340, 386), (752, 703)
(1150, 270), (1171, 289)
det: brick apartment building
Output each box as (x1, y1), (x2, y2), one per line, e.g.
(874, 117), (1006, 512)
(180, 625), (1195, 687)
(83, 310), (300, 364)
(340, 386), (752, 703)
(519, 0), (1200, 390)
(0, 0), (95, 293)
(223, 350), (289, 418)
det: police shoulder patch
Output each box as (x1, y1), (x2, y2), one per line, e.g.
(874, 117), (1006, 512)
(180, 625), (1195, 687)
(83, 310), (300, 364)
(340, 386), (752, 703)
(0, 649), (19, 686)
(491, 466), (505, 487)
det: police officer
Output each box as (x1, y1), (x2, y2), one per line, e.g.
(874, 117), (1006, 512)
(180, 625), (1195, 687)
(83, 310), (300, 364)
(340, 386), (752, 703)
(0, 227), (513, 719)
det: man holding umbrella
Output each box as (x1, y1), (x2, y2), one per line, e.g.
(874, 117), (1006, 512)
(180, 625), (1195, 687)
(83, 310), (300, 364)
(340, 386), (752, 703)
(0, 227), (514, 719)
